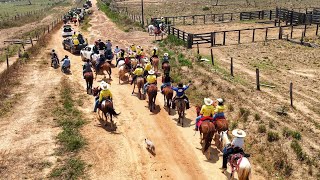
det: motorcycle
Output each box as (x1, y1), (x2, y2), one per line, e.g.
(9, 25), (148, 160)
(52, 57), (59, 69)
(61, 65), (70, 74)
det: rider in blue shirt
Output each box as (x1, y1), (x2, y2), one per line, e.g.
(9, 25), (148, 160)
(61, 55), (70, 68)
(171, 82), (191, 109)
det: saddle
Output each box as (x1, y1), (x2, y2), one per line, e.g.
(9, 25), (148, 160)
(228, 150), (250, 172)
(197, 116), (214, 128)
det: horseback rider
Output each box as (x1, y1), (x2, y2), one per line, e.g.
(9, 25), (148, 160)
(93, 41), (99, 54)
(130, 64), (144, 86)
(143, 70), (157, 94)
(96, 54), (106, 71)
(61, 55), (71, 69)
(106, 40), (112, 52)
(213, 98), (226, 121)
(171, 82), (190, 110)
(83, 59), (93, 79)
(221, 129), (246, 172)
(136, 46), (144, 61)
(194, 98), (215, 131)
(150, 47), (159, 63)
(114, 45), (121, 54)
(161, 53), (170, 66)
(51, 49), (59, 67)
(93, 81), (112, 112)
(143, 58), (152, 77)
(160, 73), (172, 94)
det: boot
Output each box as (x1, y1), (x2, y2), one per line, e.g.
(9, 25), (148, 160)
(186, 102), (190, 109)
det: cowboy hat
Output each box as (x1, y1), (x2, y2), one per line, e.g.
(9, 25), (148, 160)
(148, 70), (155, 75)
(217, 98), (224, 103)
(100, 82), (110, 90)
(204, 98), (213, 106)
(143, 58), (150, 63)
(232, 129), (246, 138)
(164, 53), (168, 56)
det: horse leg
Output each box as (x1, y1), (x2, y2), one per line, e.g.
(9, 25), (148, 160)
(168, 99), (171, 115)
(181, 110), (184, 127)
(104, 112), (108, 126)
(110, 113), (113, 130)
(132, 83), (136, 95)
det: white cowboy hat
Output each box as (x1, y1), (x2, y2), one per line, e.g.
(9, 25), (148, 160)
(148, 70), (155, 75)
(204, 98), (213, 106)
(232, 129), (246, 138)
(164, 53), (168, 56)
(217, 98), (224, 103)
(100, 82), (110, 90)
(143, 58), (150, 63)
(137, 45), (141, 49)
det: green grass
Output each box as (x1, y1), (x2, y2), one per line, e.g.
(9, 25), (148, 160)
(163, 35), (187, 47)
(267, 131), (280, 142)
(0, 44), (20, 62)
(283, 127), (302, 140)
(177, 53), (192, 67)
(258, 124), (266, 133)
(50, 78), (86, 179)
(291, 140), (306, 161)
(97, 0), (142, 31)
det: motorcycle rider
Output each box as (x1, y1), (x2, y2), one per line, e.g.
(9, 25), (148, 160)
(51, 49), (59, 67)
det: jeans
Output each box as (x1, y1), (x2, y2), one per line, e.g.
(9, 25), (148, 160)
(143, 83), (149, 94)
(94, 99), (99, 112)
(195, 115), (202, 129)
(160, 82), (171, 91)
(213, 112), (225, 120)
(223, 148), (234, 168)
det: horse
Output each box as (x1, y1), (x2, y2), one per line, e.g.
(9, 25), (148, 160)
(151, 57), (159, 72)
(92, 87), (120, 130)
(199, 121), (215, 157)
(118, 65), (130, 84)
(175, 98), (186, 126)
(84, 72), (93, 94)
(148, 24), (155, 35)
(132, 76), (144, 99)
(154, 24), (165, 40)
(220, 131), (251, 180)
(91, 60), (112, 79)
(162, 62), (170, 74)
(163, 86), (173, 115)
(131, 58), (138, 69)
(147, 84), (157, 112)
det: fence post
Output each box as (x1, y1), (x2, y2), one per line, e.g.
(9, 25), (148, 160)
(197, 42), (199, 55)
(290, 82), (293, 107)
(187, 34), (193, 49)
(278, 26), (282, 39)
(30, 37), (33, 46)
(6, 54), (9, 69)
(231, 13), (233, 21)
(240, 12), (243, 20)
(317, 24), (319, 36)
(210, 32), (214, 47)
(300, 31), (304, 44)
(213, 32), (216, 46)
(252, 29), (255, 42)
(230, 57), (234, 77)
(249, 12), (252, 20)
(192, 16), (195, 24)
(168, 26), (171, 34)
(265, 28), (268, 41)
(211, 49), (214, 66)
(223, 31), (226, 45)
(270, 10), (272, 20)
(178, 29), (180, 39)
(183, 31), (185, 41)
(256, 68), (260, 91)
(291, 25), (293, 38)
(238, 30), (241, 44)
(304, 24), (307, 37)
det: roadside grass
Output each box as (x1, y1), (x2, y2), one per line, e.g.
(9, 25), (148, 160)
(50, 78), (87, 179)
(0, 45), (21, 62)
(97, 0), (143, 31)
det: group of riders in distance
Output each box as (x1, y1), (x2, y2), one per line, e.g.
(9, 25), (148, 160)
(50, 15), (251, 178)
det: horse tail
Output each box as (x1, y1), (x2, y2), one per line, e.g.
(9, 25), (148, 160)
(238, 158), (251, 180)
(106, 106), (120, 116)
(203, 124), (215, 153)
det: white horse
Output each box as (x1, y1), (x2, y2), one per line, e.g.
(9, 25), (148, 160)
(220, 131), (251, 180)
(148, 23), (165, 36)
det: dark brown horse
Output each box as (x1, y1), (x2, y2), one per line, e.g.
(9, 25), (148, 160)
(92, 87), (120, 129)
(132, 76), (144, 99)
(162, 62), (170, 74)
(84, 72), (93, 94)
(200, 121), (216, 157)
(163, 86), (173, 115)
(147, 84), (157, 112)
(91, 60), (112, 79)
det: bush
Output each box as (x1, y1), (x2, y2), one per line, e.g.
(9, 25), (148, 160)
(269, 120), (275, 129)
(254, 113), (261, 121)
(267, 131), (280, 142)
(291, 140), (306, 161)
(258, 125), (266, 133)
(202, 6), (210, 11)
(283, 127), (302, 140)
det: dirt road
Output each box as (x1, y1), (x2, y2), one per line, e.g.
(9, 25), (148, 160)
(0, 0), (264, 179)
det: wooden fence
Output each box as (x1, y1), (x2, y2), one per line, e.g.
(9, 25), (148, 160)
(168, 24), (320, 48)
(240, 10), (275, 20)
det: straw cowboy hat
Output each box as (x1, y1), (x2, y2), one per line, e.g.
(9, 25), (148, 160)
(232, 129), (246, 138)
(148, 70), (155, 75)
(100, 81), (110, 90)
(217, 98), (224, 103)
(204, 98), (213, 106)
(164, 53), (169, 56)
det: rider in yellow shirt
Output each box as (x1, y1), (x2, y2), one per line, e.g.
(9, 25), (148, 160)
(130, 64), (144, 85)
(195, 98), (215, 131)
(130, 44), (136, 52)
(143, 70), (157, 94)
(143, 58), (152, 76)
(94, 82), (112, 112)
(213, 98), (226, 120)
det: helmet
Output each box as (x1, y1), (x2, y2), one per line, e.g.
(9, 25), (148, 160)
(178, 83), (183, 88)
(65, 55), (68, 58)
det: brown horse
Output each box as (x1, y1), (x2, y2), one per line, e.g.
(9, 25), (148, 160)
(176, 98), (186, 126)
(84, 72), (93, 94)
(151, 57), (159, 72)
(162, 62), (170, 74)
(132, 76), (144, 99)
(163, 86), (173, 115)
(92, 87), (120, 129)
(147, 84), (157, 112)
(199, 121), (216, 156)
(118, 65), (130, 84)
(91, 60), (112, 79)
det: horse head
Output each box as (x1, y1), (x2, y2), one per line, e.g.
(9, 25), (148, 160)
(220, 130), (231, 148)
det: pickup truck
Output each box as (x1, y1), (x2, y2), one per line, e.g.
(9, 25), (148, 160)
(62, 37), (87, 54)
